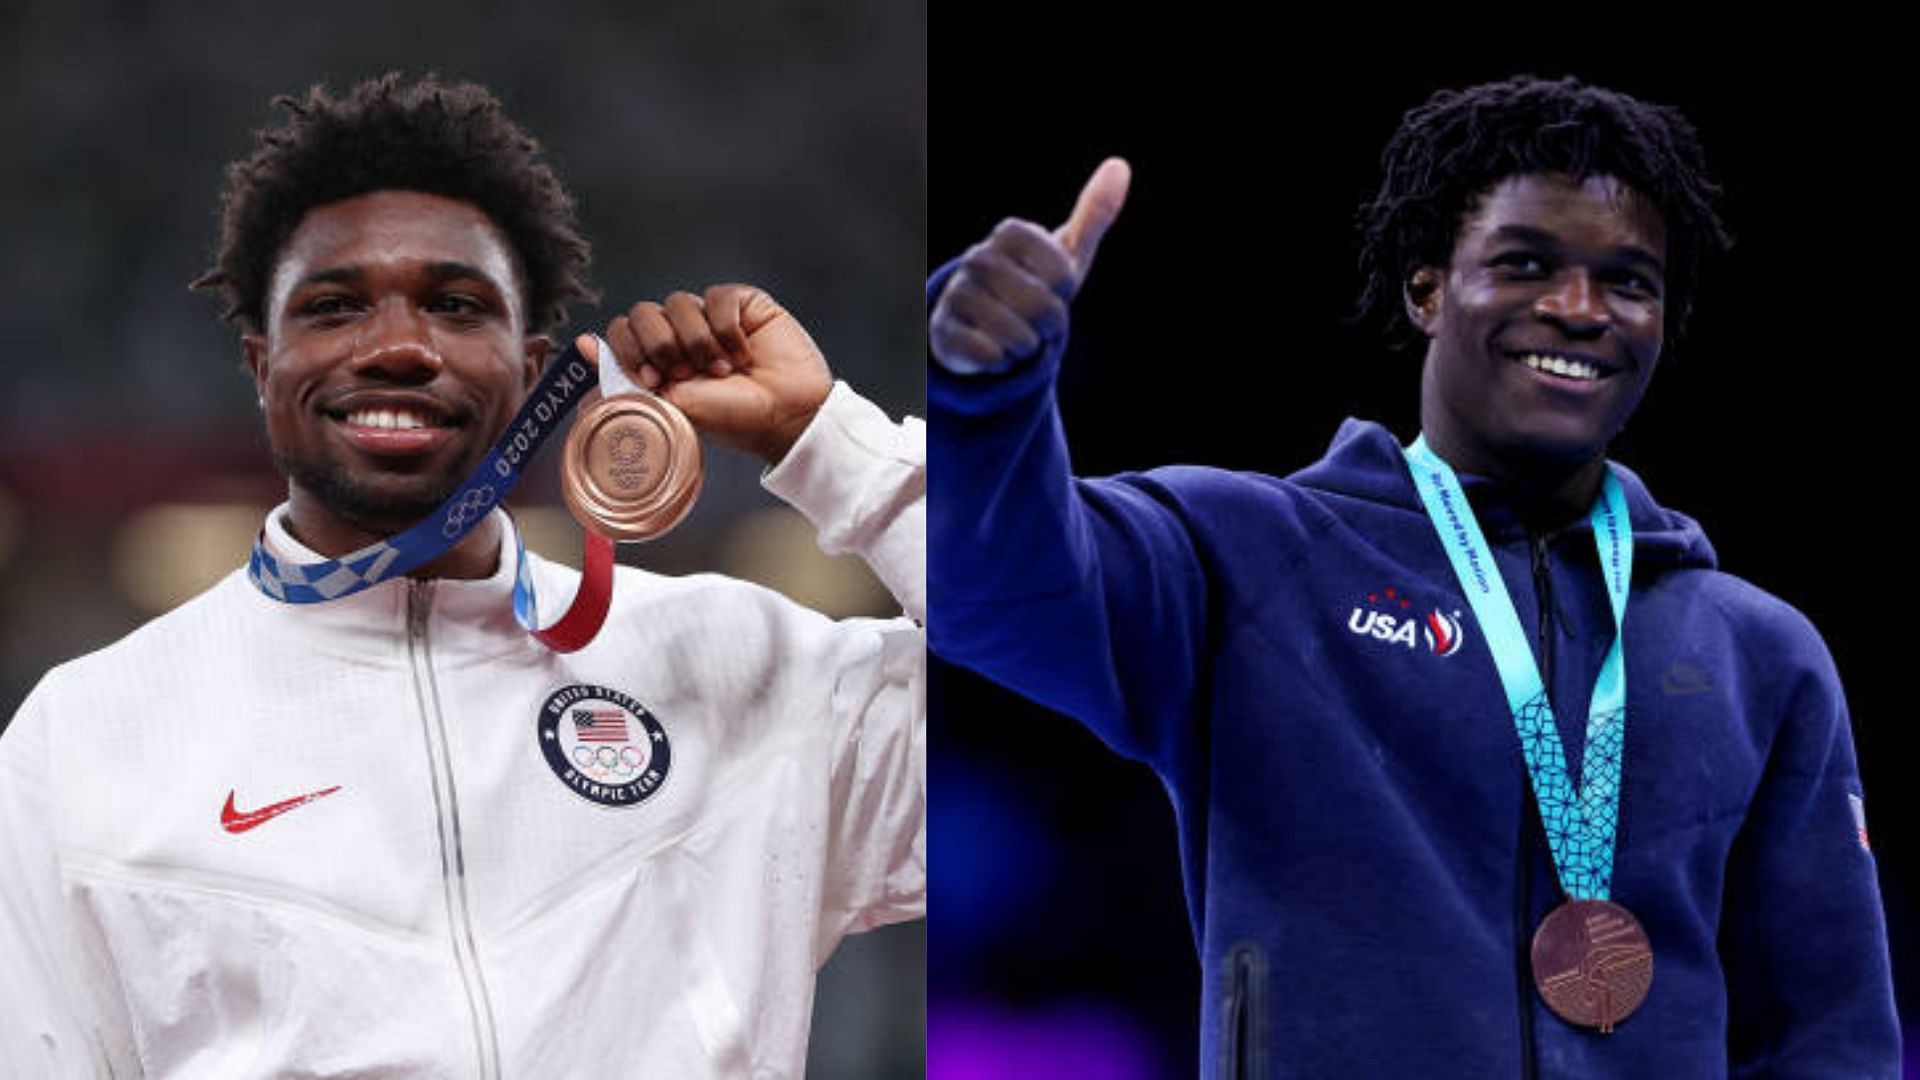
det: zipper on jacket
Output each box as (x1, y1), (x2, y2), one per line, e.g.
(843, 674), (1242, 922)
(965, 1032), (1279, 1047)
(407, 581), (505, 1078)
(1529, 534), (1556, 705)
(1517, 533), (1554, 1080)
(1218, 942), (1267, 1080)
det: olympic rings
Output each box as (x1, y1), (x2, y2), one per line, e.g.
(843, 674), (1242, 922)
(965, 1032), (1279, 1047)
(441, 485), (498, 538)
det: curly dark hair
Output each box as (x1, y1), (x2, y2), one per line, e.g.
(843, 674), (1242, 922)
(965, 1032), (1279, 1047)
(1355, 75), (1730, 347)
(194, 73), (595, 336)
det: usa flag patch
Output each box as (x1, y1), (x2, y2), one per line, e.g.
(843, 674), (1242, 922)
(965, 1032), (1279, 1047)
(535, 684), (671, 809)
(1848, 793), (1871, 853)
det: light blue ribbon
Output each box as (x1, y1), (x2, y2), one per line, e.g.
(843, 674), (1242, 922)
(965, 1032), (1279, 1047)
(1403, 436), (1632, 901)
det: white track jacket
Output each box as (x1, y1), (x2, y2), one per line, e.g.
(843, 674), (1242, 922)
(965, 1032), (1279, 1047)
(0, 383), (925, 1078)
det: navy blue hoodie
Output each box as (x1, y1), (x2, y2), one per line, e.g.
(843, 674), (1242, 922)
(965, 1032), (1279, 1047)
(929, 268), (1900, 1077)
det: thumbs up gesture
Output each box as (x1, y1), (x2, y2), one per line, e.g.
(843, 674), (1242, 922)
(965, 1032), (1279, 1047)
(931, 158), (1131, 374)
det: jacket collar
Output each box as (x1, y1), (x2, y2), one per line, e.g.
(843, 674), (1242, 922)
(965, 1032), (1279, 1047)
(239, 504), (551, 663)
(1290, 418), (1718, 571)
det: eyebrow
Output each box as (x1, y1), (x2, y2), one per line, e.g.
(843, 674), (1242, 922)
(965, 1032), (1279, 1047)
(292, 261), (506, 291)
(426, 261), (503, 287)
(1489, 224), (1665, 273)
(294, 266), (363, 289)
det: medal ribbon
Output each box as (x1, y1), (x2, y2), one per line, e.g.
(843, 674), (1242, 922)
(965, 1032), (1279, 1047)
(1403, 436), (1632, 901)
(247, 336), (627, 653)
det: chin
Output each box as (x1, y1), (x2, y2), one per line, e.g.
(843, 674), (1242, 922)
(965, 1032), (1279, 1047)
(280, 454), (465, 535)
(1498, 421), (1614, 472)
(339, 495), (457, 535)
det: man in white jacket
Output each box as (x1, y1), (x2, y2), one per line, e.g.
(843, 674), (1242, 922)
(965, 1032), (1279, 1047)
(0, 74), (923, 1078)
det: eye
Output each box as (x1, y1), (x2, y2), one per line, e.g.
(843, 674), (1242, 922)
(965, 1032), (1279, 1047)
(299, 294), (362, 323)
(427, 293), (492, 319)
(1488, 251), (1549, 278)
(1613, 271), (1663, 300)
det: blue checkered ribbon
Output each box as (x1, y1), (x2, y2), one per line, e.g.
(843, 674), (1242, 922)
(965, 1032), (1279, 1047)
(1404, 436), (1633, 902)
(249, 340), (602, 610)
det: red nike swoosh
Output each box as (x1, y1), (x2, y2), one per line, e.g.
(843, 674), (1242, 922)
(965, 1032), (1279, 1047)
(220, 786), (342, 834)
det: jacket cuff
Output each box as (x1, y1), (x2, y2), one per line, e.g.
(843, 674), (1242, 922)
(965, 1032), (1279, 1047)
(762, 382), (926, 622)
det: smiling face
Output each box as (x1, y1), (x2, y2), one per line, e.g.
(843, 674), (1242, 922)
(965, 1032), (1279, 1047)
(244, 190), (548, 546)
(1411, 172), (1668, 484)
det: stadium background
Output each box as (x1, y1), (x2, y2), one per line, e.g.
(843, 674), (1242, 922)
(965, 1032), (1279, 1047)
(0, 1), (924, 1076)
(931, 19), (1919, 1080)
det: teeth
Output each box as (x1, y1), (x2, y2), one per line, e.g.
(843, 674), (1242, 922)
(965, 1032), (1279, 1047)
(1521, 354), (1602, 381)
(344, 408), (432, 430)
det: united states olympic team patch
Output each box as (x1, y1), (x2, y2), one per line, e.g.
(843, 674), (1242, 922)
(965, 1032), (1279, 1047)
(537, 684), (671, 807)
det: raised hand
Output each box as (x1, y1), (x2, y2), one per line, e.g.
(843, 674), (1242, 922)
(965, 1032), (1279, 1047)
(930, 157), (1131, 374)
(594, 284), (833, 465)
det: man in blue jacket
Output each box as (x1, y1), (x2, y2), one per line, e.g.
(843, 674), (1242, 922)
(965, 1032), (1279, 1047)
(929, 76), (1900, 1076)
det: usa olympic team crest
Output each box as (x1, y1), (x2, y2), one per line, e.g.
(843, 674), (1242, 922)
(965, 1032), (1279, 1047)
(536, 684), (671, 807)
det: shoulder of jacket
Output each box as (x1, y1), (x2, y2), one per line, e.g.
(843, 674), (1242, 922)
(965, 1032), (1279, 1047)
(586, 555), (796, 604)
(1661, 565), (1837, 676)
(38, 569), (255, 692)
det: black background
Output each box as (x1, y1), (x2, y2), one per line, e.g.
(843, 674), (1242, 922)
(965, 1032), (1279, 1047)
(931, 20), (1917, 1074)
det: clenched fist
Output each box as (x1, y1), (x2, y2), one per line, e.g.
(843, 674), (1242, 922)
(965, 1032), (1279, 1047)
(930, 157), (1131, 374)
(587, 284), (833, 465)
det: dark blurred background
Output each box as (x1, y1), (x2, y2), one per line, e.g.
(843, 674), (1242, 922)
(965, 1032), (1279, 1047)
(932, 20), (1918, 1080)
(0, 1), (923, 1076)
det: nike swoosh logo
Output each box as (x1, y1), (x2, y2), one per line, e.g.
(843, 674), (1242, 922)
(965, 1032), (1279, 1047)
(220, 786), (342, 834)
(1661, 660), (1714, 696)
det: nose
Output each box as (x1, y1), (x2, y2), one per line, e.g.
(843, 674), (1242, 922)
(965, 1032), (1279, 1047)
(348, 299), (444, 382)
(1532, 269), (1611, 335)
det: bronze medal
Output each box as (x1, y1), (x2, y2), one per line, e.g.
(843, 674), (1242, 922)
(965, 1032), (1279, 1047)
(1530, 899), (1653, 1033)
(561, 392), (703, 541)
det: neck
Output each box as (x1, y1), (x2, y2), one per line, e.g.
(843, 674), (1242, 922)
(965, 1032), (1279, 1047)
(283, 492), (501, 581)
(1492, 457), (1606, 532)
(1419, 427), (1607, 534)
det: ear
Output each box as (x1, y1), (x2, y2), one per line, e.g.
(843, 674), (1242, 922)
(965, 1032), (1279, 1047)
(242, 334), (268, 395)
(522, 335), (551, 392)
(1404, 267), (1443, 336)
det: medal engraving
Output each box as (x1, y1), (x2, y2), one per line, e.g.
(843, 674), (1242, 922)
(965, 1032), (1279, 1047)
(562, 393), (703, 541)
(1531, 899), (1653, 1033)
(597, 421), (652, 491)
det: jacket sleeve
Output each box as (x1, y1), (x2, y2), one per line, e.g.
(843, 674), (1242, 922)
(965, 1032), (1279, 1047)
(927, 259), (1208, 767)
(0, 682), (133, 1078)
(762, 382), (926, 951)
(1719, 630), (1901, 1077)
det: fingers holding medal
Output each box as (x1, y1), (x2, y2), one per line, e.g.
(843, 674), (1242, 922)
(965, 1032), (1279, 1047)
(607, 285), (833, 466)
(613, 289), (741, 385)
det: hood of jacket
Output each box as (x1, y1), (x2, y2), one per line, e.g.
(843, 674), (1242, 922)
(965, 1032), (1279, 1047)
(1288, 418), (1717, 573)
